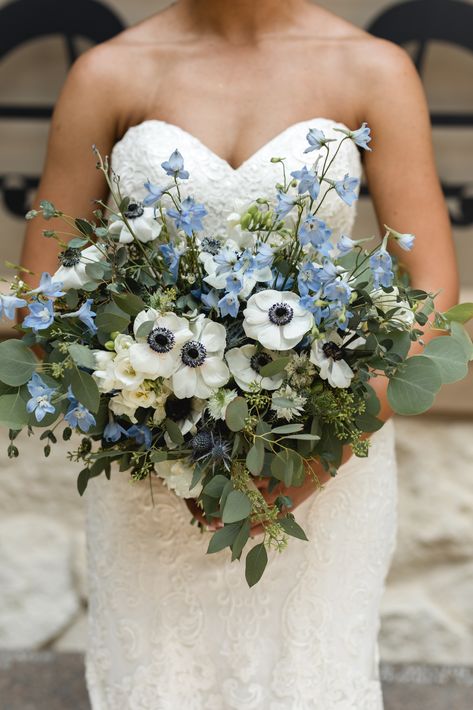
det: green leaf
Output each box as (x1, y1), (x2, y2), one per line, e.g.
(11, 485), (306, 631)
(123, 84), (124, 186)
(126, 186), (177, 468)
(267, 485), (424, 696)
(77, 469), (90, 496)
(382, 330), (411, 359)
(246, 440), (265, 475)
(423, 336), (469, 384)
(95, 303), (130, 335)
(150, 450), (169, 463)
(190, 463), (205, 491)
(68, 237), (89, 249)
(222, 490), (252, 523)
(364, 383), (381, 416)
(85, 261), (107, 280)
(66, 367), (100, 413)
(136, 320), (154, 339)
(443, 302), (473, 324)
(279, 516), (309, 541)
(354, 414), (384, 432)
(387, 356), (442, 415)
(232, 519), (251, 561)
(0, 340), (37, 386)
(225, 397), (249, 432)
(271, 450), (293, 483)
(207, 522), (242, 554)
(259, 357), (291, 377)
(68, 343), (96, 370)
(0, 391), (28, 429)
(75, 218), (94, 236)
(271, 423), (304, 434)
(112, 292), (147, 316)
(286, 433), (321, 441)
(203, 474), (230, 498)
(245, 543), (268, 587)
(164, 418), (185, 445)
(450, 322), (473, 361)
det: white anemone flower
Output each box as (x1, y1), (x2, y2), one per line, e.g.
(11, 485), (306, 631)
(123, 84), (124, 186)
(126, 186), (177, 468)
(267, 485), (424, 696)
(129, 310), (193, 379)
(155, 459), (202, 499)
(171, 315), (229, 399)
(371, 286), (415, 328)
(310, 332), (355, 388)
(225, 345), (285, 392)
(108, 203), (162, 244)
(243, 290), (314, 350)
(53, 245), (104, 290)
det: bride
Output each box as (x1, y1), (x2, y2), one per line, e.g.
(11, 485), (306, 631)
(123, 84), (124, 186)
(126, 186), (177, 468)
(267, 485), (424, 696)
(21, 1), (458, 708)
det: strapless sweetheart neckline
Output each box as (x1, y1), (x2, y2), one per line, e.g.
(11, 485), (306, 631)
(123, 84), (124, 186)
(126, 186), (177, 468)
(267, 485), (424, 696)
(112, 116), (355, 173)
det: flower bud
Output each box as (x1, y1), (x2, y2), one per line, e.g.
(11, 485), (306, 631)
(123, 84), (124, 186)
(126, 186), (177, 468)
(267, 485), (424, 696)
(105, 341), (115, 351)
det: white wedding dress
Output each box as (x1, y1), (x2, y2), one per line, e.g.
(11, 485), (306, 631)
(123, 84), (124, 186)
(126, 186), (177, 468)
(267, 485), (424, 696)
(85, 118), (398, 710)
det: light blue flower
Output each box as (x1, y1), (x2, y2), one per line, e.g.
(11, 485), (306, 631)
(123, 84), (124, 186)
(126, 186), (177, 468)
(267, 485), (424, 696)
(0, 294), (27, 320)
(23, 299), (55, 332)
(290, 166), (320, 201)
(253, 242), (274, 269)
(160, 243), (181, 281)
(65, 387), (96, 432)
(167, 196), (207, 236)
(275, 191), (297, 218)
(27, 272), (64, 299)
(127, 424), (152, 449)
(225, 274), (243, 294)
(143, 180), (166, 206)
(272, 271), (294, 290)
(299, 295), (324, 324)
(370, 248), (394, 289)
(214, 246), (238, 276)
(63, 299), (97, 334)
(297, 262), (322, 297)
(299, 216), (332, 252)
(343, 122), (372, 151)
(336, 235), (357, 255)
(103, 420), (128, 442)
(304, 128), (332, 153)
(161, 149), (189, 180)
(334, 174), (359, 206)
(324, 279), (352, 305)
(201, 288), (220, 310)
(26, 373), (56, 422)
(218, 292), (240, 318)
(233, 249), (255, 275)
(396, 233), (415, 251)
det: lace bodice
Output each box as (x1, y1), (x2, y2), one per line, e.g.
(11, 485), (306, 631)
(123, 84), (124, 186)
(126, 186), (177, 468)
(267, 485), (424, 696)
(110, 117), (362, 238)
(85, 119), (396, 710)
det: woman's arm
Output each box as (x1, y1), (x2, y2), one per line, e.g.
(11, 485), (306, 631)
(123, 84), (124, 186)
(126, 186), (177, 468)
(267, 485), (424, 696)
(20, 46), (122, 286)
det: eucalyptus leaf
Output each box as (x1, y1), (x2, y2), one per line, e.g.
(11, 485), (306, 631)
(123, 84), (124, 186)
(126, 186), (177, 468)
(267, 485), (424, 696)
(65, 367), (100, 413)
(0, 391), (28, 429)
(354, 414), (384, 432)
(387, 356), (441, 415)
(95, 303), (130, 335)
(77, 469), (90, 496)
(450, 321), (473, 361)
(423, 336), (469, 384)
(259, 357), (291, 377)
(246, 440), (265, 475)
(225, 397), (248, 432)
(136, 320), (154, 339)
(222, 490), (252, 523)
(245, 543), (268, 587)
(231, 519), (251, 561)
(203, 474), (230, 498)
(279, 516), (309, 541)
(164, 418), (185, 445)
(443, 302), (473, 324)
(207, 523), (242, 554)
(112, 292), (147, 316)
(68, 343), (96, 370)
(271, 423), (304, 434)
(0, 340), (37, 386)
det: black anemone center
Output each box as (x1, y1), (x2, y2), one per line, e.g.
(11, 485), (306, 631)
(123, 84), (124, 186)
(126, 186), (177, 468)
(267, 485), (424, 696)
(59, 248), (81, 267)
(165, 396), (193, 421)
(200, 237), (222, 255)
(250, 352), (272, 374)
(322, 341), (344, 361)
(268, 302), (294, 326)
(124, 202), (144, 219)
(181, 341), (207, 368)
(147, 327), (175, 353)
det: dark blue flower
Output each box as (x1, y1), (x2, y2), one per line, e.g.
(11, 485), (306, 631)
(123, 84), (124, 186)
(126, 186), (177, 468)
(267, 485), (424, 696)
(167, 196), (207, 236)
(103, 420), (128, 442)
(334, 174), (359, 206)
(290, 165), (320, 201)
(127, 424), (153, 449)
(161, 149), (189, 180)
(23, 299), (55, 332)
(26, 373), (56, 422)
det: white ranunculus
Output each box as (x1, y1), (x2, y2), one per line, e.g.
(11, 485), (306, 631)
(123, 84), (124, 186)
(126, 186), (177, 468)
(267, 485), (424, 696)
(109, 393), (138, 422)
(93, 350), (119, 393)
(371, 287), (415, 327)
(243, 290), (314, 350)
(225, 345), (285, 392)
(171, 315), (229, 399)
(120, 382), (157, 410)
(310, 332), (355, 388)
(53, 245), (104, 291)
(113, 352), (146, 390)
(114, 334), (134, 353)
(155, 459), (202, 499)
(129, 310), (193, 379)
(108, 204), (162, 244)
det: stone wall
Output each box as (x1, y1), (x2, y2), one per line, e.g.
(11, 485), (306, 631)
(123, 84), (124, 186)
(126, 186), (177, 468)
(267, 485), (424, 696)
(0, 0), (472, 664)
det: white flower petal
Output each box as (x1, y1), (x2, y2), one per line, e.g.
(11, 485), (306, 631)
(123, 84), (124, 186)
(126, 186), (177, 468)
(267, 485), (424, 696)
(200, 357), (230, 388)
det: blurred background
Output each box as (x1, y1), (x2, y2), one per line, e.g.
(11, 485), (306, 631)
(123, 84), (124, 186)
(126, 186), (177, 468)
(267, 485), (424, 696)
(0, 0), (472, 705)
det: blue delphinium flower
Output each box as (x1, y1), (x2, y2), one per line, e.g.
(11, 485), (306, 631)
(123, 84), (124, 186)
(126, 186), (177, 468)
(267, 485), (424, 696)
(160, 243), (181, 281)
(233, 249), (255, 275)
(201, 288), (220, 310)
(324, 279), (352, 305)
(253, 242), (274, 269)
(275, 191), (297, 218)
(299, 295), (324, 325)
(370, 247), (394, 288)
(214, 246), (238, 276)
(290, 165), (320, 201)
(65, 387), (96, 432)
(103, 419), (128, 442)
(297, 262), (322, 297)
(218, 292), (240, 318)
(336, 234), (357, 255)
(161, 149), (189, 180)
(340, 122), (372, 151)
(304, 127), (333, 153)
(225, 274), (243, 294)
(299, 216), (332, 253)
(0, 294), (27, 320)
(23, 299), (55, 332)
(143, 180), (167, 206)
(27, 272), (64, 299)
(167, 196), (207, 236)
(334, 174), (360, 206)
(62, 299), (97, 334)
(127, 424), (152, 449)
(26, 373), (56, 422)
(272, 271), (294, 290)
(396, 233), (415, 251)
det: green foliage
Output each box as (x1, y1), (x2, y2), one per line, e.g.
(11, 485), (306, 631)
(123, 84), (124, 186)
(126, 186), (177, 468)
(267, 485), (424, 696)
(207, 522), (242, 554)
(0, 340), (37, 386)
(68, 343), (97, 370)
(450, 322), (473, 361)
(423, 336), (469, 384)
(65, 367), (100, 413)
(279, 515), (309, 541)
(246, 440), (265, 475)
(95, 303), (130, 335)
(0, 390), (28, 429)
(222, 490), (252, 523)
(259, 357), (291, 377)
(443, 303), (473, 324)
(164, 418), (185, 445)
(245, 543), (268, 587)
(387, 356), (441, 415)
(112, 292), (147, 316)
(225, 397), (249, 432)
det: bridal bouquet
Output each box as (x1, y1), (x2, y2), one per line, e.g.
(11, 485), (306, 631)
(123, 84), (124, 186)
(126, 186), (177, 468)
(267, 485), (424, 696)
(1, 124), (472, 585)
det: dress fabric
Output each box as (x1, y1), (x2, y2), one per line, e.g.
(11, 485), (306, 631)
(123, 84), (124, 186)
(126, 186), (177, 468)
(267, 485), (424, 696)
(85, 118), (398, 710)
